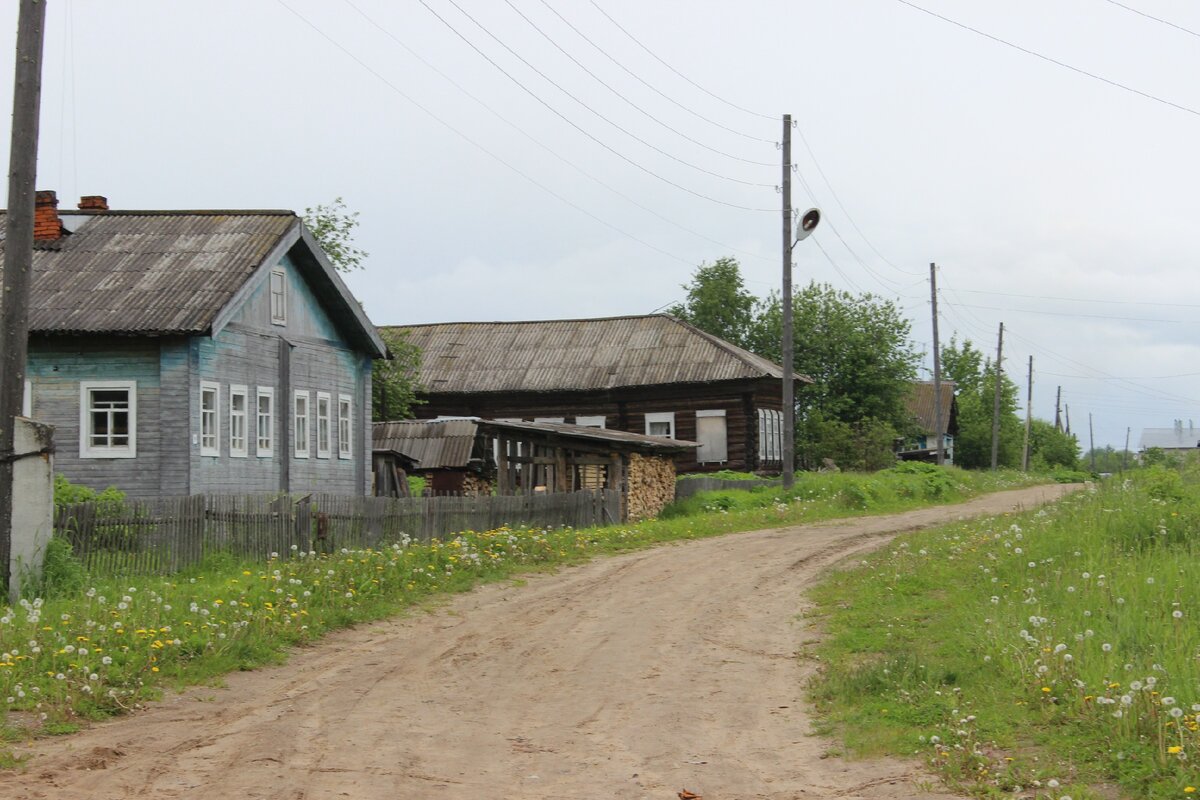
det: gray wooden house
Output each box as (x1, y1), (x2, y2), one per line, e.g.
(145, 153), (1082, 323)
(896, 380), (959, 465)
(6, 191), (387, 498)
(384, 315), (806, 474)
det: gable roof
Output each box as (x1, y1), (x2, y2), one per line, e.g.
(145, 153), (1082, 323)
(386, 314), (802, 394)
(1, 209), (386, 357)
(1140, 424), (1200, 450)
(905, 380), (958, 435)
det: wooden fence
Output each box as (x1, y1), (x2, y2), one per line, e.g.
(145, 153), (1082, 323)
(54, 490), (622, 576)
(674, 476), (783, 501)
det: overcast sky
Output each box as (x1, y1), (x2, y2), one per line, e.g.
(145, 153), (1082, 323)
(3, 0), (1200, 452)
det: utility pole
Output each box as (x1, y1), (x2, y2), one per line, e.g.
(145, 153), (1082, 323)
(1122, 427), (1130, 473)
(990, 322), (1004, 470)
(1022, 355), (1033, 471)
(1065, 404), (1071, 436)
(929, 263), (944, 465)
(1089, 413), (1096, 471)
(781, 114), (795, 489)
(1054, 386), (1062, 432)
(0, 0), (48, 596)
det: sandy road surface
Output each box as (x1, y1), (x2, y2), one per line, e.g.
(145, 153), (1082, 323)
(1, 484), (1078, 800)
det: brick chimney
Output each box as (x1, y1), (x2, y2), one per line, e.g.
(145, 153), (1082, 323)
(33, 190), (63, 241)
(78, 195), (109, 211)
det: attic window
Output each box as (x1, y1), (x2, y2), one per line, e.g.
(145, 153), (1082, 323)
(269, 268), (287, 325)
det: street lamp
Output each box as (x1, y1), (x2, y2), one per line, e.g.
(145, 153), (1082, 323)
(781, 201), (820, 490)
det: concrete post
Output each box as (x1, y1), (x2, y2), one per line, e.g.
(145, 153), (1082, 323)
(9, 417), (54, 603)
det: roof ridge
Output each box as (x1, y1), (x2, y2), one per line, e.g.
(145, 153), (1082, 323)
(383, 312), (676, 329)
(60, 209), (297, 217)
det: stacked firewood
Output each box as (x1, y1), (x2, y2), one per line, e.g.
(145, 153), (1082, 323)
(461, 473), (492, 497)
(626, 453), (677, 521)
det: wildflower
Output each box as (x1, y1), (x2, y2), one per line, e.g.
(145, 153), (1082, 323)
(1102, 643), (1112, 652)
(1169, 746), (1183, 754)
(1174, 610), (1184, 619)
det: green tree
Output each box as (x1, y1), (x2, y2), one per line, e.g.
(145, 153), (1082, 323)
(372, 329), (423, 421)
(303, 197), (368, 273)
(1027, 418), (1080, 470)
(668, 257), (756, 349)
(941, 337), (1022, 469)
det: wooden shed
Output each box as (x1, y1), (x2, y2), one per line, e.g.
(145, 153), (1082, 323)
(373, 418), (699, 521)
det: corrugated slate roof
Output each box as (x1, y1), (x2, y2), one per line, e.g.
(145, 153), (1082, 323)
(386, 315), (801, 393)
(905, 380), (958, 435)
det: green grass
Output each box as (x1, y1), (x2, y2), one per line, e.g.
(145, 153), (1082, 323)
(808, 466), (1200, 799)
(0, 464), (1045, 759)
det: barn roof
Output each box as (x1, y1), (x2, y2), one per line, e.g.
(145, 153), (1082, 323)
(0, 208), (386, 357)
(373, 417), (697, 469)
(385, 314), (804, 394)
(905, 380), (958, 435)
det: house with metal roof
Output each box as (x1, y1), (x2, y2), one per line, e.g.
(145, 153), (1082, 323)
(896, 380), (958, 464)
(5, 191), (387, 498)
(383, 315), (807, 474)
(1139, 420), (1200, 453)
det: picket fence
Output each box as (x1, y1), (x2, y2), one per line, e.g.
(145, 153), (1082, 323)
(54, 490), (622, 576)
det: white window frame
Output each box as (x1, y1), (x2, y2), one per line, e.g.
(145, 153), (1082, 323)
(315, 391), (332, 459)
(22, 379), (31, 417)
(79, 380), (137, 459)
(229, 384), (248, 458)
(200, 381), (220, 457)
(269, 268), (287, 326)
(256, 386), (275, 458)
(293, 390), (310, 459)
(575, 415), (606, 428)
(533, 417), (564, 424)
(338, 393), (353, 460)
(644, 411), (675, 439)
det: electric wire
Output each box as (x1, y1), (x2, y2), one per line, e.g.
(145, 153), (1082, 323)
(538, 0), (773, 143)
(339, 0), (776, 264)
(435, 0), (776, 189)
(417, 0), (777, 211)
(895, 0), (1200, 119)
(956, 286), (1200, 310)
(589, 0), (777, 121)
(1102, 0), (1200, 39)
(948, 301), (1200, 325)
(273, 0), (695, 267)
(505, 0), (776, 166)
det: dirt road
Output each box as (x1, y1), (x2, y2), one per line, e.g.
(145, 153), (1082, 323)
(1, 484), (1078, 799)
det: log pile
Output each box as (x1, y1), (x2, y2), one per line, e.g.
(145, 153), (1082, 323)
(461, 473), (493, 497)
(627, 453), (677, 521)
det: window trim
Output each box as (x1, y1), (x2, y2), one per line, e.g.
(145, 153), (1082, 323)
(315, 391), (332, 459)
(229, 384), (249, 458)
(574, 415), (606, 428)
(256, 386), (275, 458)
(338, 393), (353, 460)
(200, 381), (220, 457)
(269, 268), (287, 326)
(79, 380), (137, 459)
(644, 411), (676, 439)
(293, 390), (310, 459)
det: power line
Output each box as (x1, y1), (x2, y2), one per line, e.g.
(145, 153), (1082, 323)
(589, 0), (777, 121)
(948, 300), (1200, 325)
(417, 0), (776, 211)
(435, 0), (775, 189)
(956, 286), (1200, 310)
(1102, 0), (1200, 39)
(504, 0), (776, 167)
(273, 0), (695, 267)
(895, 0), (1200, 119)
(339, 0), (775, 264)
(1042, 369), (1200, 380)
(538, 0), (773, 143)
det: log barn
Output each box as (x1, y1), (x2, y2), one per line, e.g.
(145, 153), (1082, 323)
(384, 314), (808, 474)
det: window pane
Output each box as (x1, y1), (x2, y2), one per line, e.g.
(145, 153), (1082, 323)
(92, 411), (110, 436)
(649, 421), (670, 436)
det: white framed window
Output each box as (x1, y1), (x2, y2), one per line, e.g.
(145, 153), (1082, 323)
(293, 390), (310, 458)
(575, 415), (606, 428)
(645, 411), (675, 439)
(256, 386), (274, 458)
(269, 268), (287, 325)
(229, 385), (248, 458)
(758, 409), (782, 462)
(200, 381), (220, 457)
(315, 392), (332, 458)
(22, 379), (31, 417)
(79, 380), (137, 459)
(696, 409), (728, 464)
(338, 394), (353, 459)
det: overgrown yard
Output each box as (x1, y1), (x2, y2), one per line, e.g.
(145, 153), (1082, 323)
(0, 464), (1040, 752)
(809, 467), (1200, 799)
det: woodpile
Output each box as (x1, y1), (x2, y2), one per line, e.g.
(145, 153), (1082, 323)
(461, 473), (493, 497)
(627, 453), (677, 521)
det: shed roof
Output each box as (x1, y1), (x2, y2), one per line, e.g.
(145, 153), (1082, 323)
(1, 209), (386, 357)
(385, 314), (803, 394)
(905, 380), (958, 435)
(1140, 425), (1200, 450)
(373, 417), (698, 469)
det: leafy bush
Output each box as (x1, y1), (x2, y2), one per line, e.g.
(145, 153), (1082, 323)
(53, 474), (127, 515)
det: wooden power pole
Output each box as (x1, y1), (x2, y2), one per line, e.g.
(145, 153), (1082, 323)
(990, 322), (1004, 470)
(1054, 386), (1062, 432)
(780, 114), (795, 489)
(0, 0), (47, 595)
(1022, 355), (1032, 471)
(1089, 413), (1096, 471)
(1123, 427), (1131, 472)
(929, 263), (944, 465)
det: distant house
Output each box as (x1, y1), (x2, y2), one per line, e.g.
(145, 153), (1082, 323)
(896, 380), (958, 464)
(1139, 420), (1200, 454)
(383, 314), (807, 474)
(6, 191), (387, 498)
